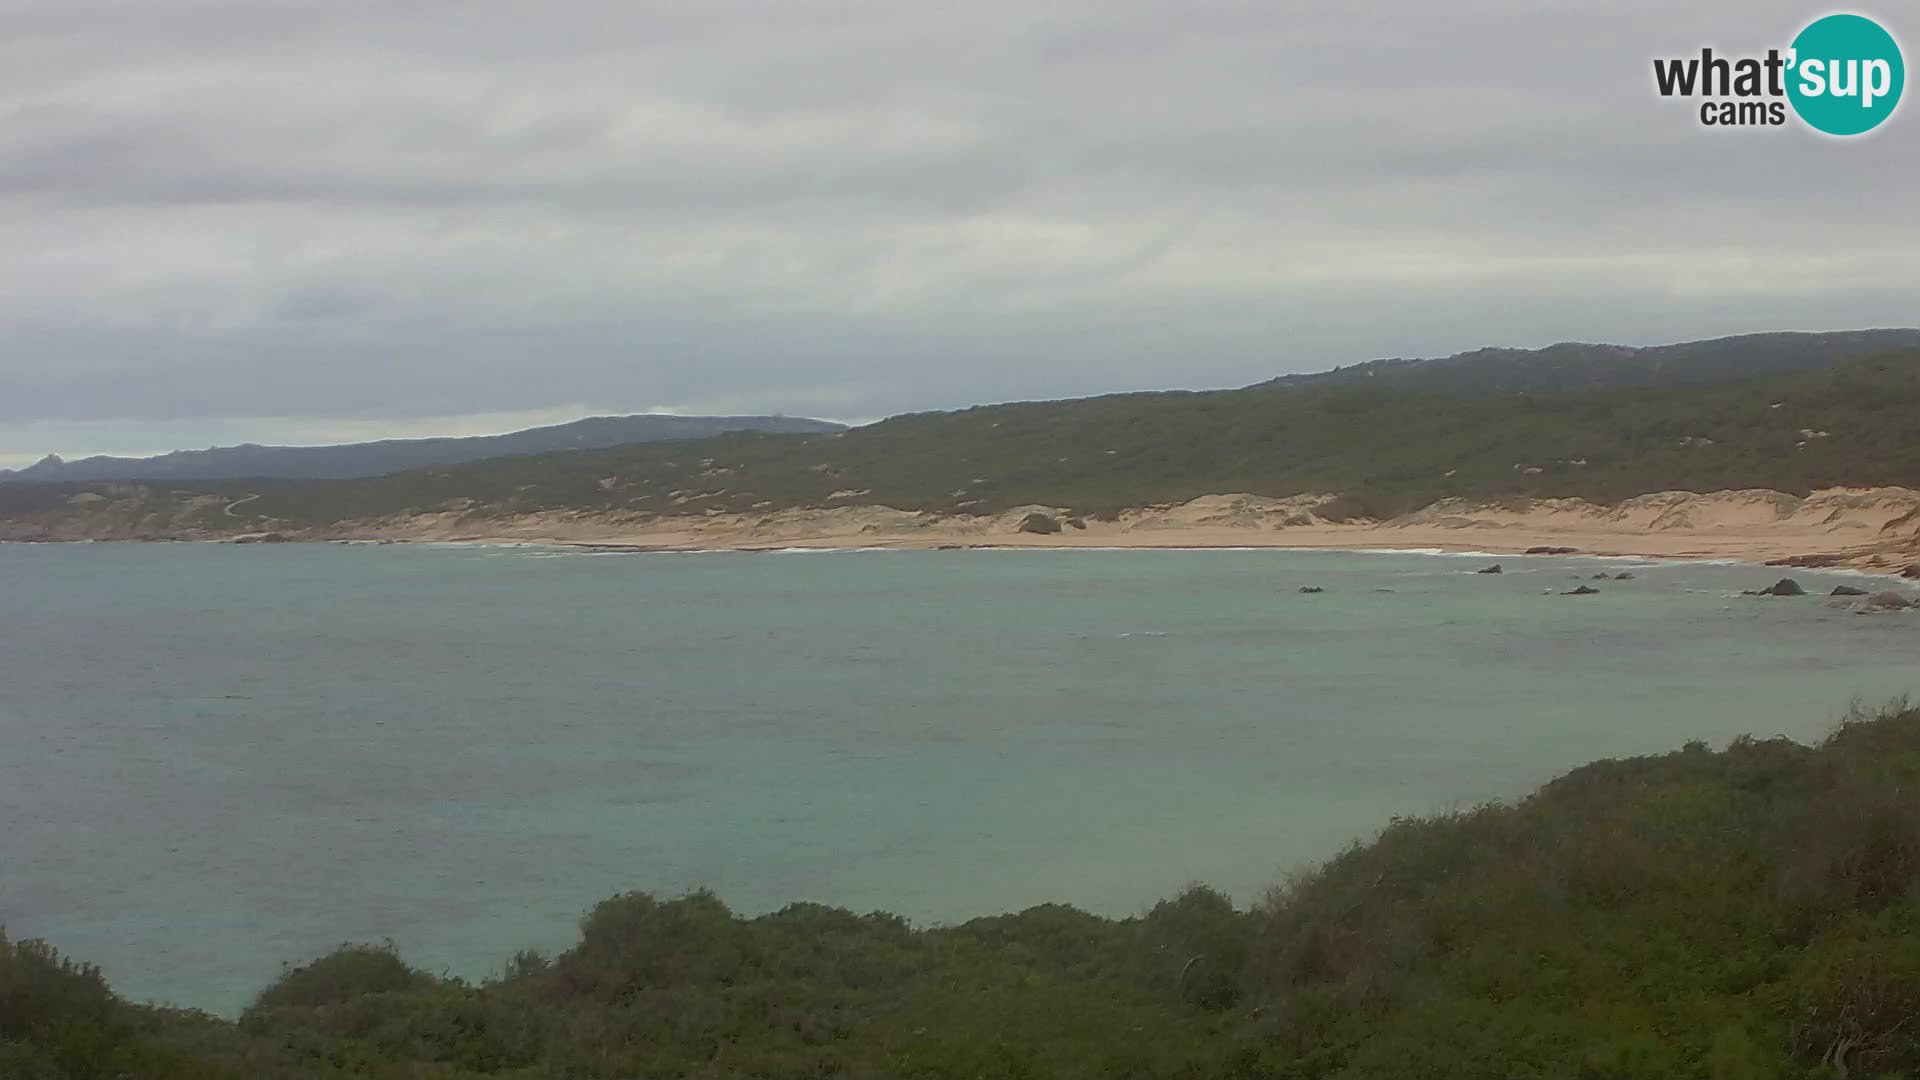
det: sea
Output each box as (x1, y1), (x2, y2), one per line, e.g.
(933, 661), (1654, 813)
(2, 541), (1915, 1014)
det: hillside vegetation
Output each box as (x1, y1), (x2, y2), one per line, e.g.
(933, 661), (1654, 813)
(3, 349), (1920, 537)
(1262, 329), (1920, 396)
(8, 702), (1920, 1079)
(0, 414), (844, 484)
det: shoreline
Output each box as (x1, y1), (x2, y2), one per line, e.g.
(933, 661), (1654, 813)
(334, 487), (1920, 576)
(12, 532), (1914, 585)
(6, 486), (1919, 576)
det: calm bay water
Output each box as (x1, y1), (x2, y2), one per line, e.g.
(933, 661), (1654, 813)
(2, 541), (1916, 1014)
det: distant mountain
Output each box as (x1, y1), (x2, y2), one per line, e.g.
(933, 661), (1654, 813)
(0, 414), (846, 483)
(11, 345), (1919, 541)
(1262, 329), (1920, 396)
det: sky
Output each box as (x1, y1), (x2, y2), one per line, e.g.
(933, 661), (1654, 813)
(2, 0), (1917, 467)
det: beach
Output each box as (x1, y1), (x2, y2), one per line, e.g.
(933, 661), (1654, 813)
(312, 486), (1920, 570)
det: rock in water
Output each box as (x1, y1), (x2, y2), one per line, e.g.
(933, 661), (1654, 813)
(1562, 585), (1601, 596)
(1743, 578), (1806, 597)
(1476, 564), (1502, 574)
(1863, 591), (1915, 610)
(1298, 586), (1325, 594)
(1830, 585), (1870, 597)
(1614, 572), (1636, 580)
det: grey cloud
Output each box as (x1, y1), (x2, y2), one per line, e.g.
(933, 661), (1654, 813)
(0, 0), (1916, 455)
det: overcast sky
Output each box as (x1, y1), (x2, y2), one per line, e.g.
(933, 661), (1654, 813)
(2, 0), (1916, 466)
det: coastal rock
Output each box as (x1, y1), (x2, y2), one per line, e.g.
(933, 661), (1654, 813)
(1016, 512), (1062, 535)
(1591, 573), (1612, 580)
(1863, 591), (1915, 611)
(1562, 585), (1600, 595)
(1743, 578), (1806, 597)
(1476, 564), (1502, 574)
(1298, 586), (1325, 594)
(1613, 572), (1636, 580)
(1767, 553), (1847, 568)
(1526, 545), (1580, 555)
(1064, 517), (1088, 530)
(1829, 585), (1870, 597)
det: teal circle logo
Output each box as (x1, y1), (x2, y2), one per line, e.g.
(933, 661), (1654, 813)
(1787, 13), (1904, 135)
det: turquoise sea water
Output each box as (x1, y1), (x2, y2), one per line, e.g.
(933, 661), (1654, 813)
(2, 542), (1916, 1014)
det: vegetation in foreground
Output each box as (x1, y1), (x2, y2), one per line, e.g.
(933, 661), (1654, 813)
(8, 702), (1920, 1079)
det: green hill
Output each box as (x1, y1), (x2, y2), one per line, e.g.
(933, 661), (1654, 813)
(0, 414), (846, 485)
(8, 702), (1920, 1078)
(4, 349), (1920, 538)
(1262, 329), (1920, 396)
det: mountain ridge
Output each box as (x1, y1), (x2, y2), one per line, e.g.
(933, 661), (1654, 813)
(0, 413), (846, 483)
(7, 329), (1914, 486)
(1260, 328), (1920, 395)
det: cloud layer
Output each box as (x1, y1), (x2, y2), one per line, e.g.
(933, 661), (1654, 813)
(3, 0), (1916, 464)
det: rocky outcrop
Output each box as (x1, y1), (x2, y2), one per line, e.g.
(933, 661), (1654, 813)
(1830, 585), (1870, 597)
(1016, 512), (1062, 535)
(1476, 564), (1502, 574)
(1744, 578), (1806, 597)
(1562, 585), (1600, 596)
(1768, 553), (1849, 568)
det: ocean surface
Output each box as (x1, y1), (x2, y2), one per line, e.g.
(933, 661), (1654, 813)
(3, 542), (1916, 1014)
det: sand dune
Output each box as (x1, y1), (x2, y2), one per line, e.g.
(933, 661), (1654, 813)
(337, 487), (1920, 573)
(7, 483), (1919, 573)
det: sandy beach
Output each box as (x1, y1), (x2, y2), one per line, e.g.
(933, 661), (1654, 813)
(10, 484), (1920, 574)
(326, 487), (1920, 572)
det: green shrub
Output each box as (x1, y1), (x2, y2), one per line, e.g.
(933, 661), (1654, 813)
(249, 941), (430, 1013)
(18, 704), (1920, 1078)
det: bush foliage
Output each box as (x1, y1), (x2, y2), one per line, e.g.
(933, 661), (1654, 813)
(11, 703), (1920, 1077)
